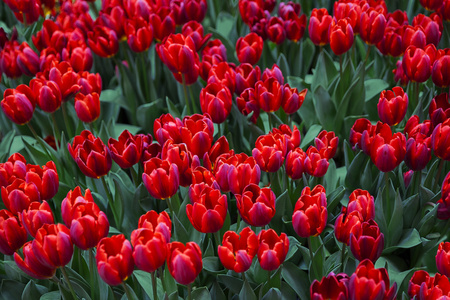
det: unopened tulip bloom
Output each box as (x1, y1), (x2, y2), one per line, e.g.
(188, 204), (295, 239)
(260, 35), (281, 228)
(308, 8), (332, 46)
(377, 87), (408, 126)
(108, 130), (143, 169)
(0, 209), (27, 255)
(1, 85), (35, 125)
(330, 18), (354, 56)
(218, 227), (258, 273)
(310, 272), (349, 300)
(32, 224), (73, 269)
(292, 185), (327, 238)
(257, 229), (289, 271)
(167, 241), (202, 285)
(436, 242), (450, 277)
(235, 184), (276, 227)
(200, 83), (232, 124)
(20, 201), (54, 238)
(131, 228), (167, 273)
(349, 219), (384, 262)
(236, 32), (263, 65)
(14, 241), (56, 279)
(142, 158), (179, 200)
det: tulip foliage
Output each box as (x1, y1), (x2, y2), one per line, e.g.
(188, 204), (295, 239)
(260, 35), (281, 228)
(2, 0), (450, 299)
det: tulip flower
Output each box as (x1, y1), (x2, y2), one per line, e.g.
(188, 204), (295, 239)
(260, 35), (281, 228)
(96, 234), (134, 286)
(167, 241), (203, 285)
(436, 242), (450, 277)
(334, 210), (363, 246)
(142, 158), (179, 200)
(137, 210), (172, 244)
(150, 8), (176, 42)
(236, 33), (263, 65)
(68, 130), (112, 178)
(315, 130), (339, 160)
(304, 146), (329, 177)
(87, 26), (119, 58)
(74, 92), (101, 123)
(429, 93), (450, 127)
(405, 134), (431, 171)
(79, 72), (102, 95)
(432, 55), (450, 87)
(257, 229), (289, 271)
(14, 241), (56, 279)
(1, 85), (35, 125)
(265, 17), (286, 44)
(125, 17), (153, 53)
(420, 0), (444, 10)
(368, 128), (406, 173)
(186, 185), (228, 233)
(0, 154), (26, 187)
(207, 62), (236, 94)
(1, 178), (40, 215)
(359, 8), (386, 45)
(281, 84), (307, 115)
(131, 228), (167, 273)
(348, 259), (397, 300)
(284, 14), (307, 42)
(408, 270), (434, 299)
(347, 189), (375, 221)
(235, 64), (261, 95)
(108, 130), (143, 169)
(182, 21), (211, 52)
(0, 209), (27, 255)
(349, 219), (384, 262)
(412, 14), (442, 47)
(236, 88), (260, 124)
(402, 46), (431, 83)
(254, 77), (283, 113)
(377, 87), (408, 126)
(252, 133), (287, 173)
(236, 184), (276, 227)
(292, 185), (327, 238)
(262, 64), (284, 84)
(32, 224), (73, 269)
(308, 8), (332, 46)
(153, 113), (183, 146)
(161, 141), (194, 187)
(216, 153), (260, 195)
(200, 83), (232, 124)
(218, 227), (258, 273)
(330, 18), (354, 56)
(310, 272), (349, 300)
(431, 119), (450, 161)
(44, 61), (81, 102)
(285, 148), (306, 180)
(20, 201), (54, 238)
(180, 114), (214, 157)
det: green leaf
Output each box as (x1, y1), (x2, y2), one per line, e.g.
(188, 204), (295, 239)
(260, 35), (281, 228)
(40, 291), (61, 300)
(210, 281), (226, 300)
(192, 287), (211, 300)
(1, 279), (26, 300)
(383, 228), (422, 254)
(281, 262), (310, 300)
(164, 267), (178, 296)
(0, 129), (15, 161)
(300, 124), (322, 149)
(345, 151), (369, 190)
(327, 185), (346, 214)
(217, 275), (243, 294)
(166, 97), (181, 119)
(239, 279), (257, 300)
(173, 213), (189, 244)
(311, 50), (338, 92)
(313, 86), (337, 131)
(261, 288), (282, 300)
(136, 100), (164, 133)
(203, 257), (226, 274)
(134, 270), (164, 300)
(21, 280), (48, 300)
(364, 79), (389, 102)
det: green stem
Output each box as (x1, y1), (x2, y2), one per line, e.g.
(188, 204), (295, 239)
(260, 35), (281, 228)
(61, 266), (78, 300)
(151, 271), (158, 300)
(339, 54), (343, 80)
(268, 112), (273, 131)
(166, 197), (174, 216)
(384, 172), (390, 219)
(188, 284), (192, 300)
(213, 231), (221, 254)
(434, 159), (445, 192)
(122, 282), (134, 300)
(159, 267), (167, 294)
(236, 211), (241, 232)
(415, 81), (421, 118)
(340, 244), (346, 273)
(27, 123), (52, 158)
(51, 113), (61, 149)
(100, 176), (120, 230)
(89, 249), (97, 300)
(130, 166), (139, 187)
(364, 45), (371, 65)
(140, 52), (150, 102)
(62, 103), (74, 138)
(188, 85), (198, 114)
(182, 75), (192, 116)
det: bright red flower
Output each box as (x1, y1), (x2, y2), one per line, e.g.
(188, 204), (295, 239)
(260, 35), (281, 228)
(16, 42), (39, 77)
(153, 113), (183, 145)
(308, 8), (333, 46)
(137, 210), (172, 243)
(131, 228), (167, 273)
(402, 46), (432, 83)
(412, 13), (442, 47)
(207, 62), (236, 94)
(142, 158), (179, 200)
(74, 92), (101, 123)
(377, 86), (408, 126)
(236, 88), (260, 124)
(29, 79), (62, 113)
(271, 124), (301, 153)
(235, 64), (261, 95)
(218, 227), (258, 273)
(349, 219), (384, 262)
(405, 134), (431, 171)
(292, 185), (327, 238)
(167, 241), (202, 285)
(68, 130), (112, 178)
(402, 25), (426, 52)
(0, 154), (26, 188)
(334, 1), (361, 33)
(348, 259), (397, 300)
(180, 114), (214, 157)
(96, 234), (134, 286)
(236, 184), (276, 227)
(157, 33), (198, 75)
(14, 241), (56, 279)
(285, 148), (306, 180)
(150, 8), (176, 42)
(182, 21), (211, 52)
(281, 84), (307, 115)
(257, 229), (289, 271)
(252, 133), (287, 173)
(262, 64), (284, 84)
(25, 161), (58, 201)
(87, 26), (119, 58)
(437, 242), (450, 277)
(330, 18), (354, 56)
(1, 85), (35, 125)
(0, 209), (27, 255)
(19, 201), (54, 238)
(1, 178), (40, 215)
(61, 186), (94, 228)
(79, 71), (102, 95)
(347, 189), (375, 221)
(125, 17), (153, 53)
(432, 55), (450, 87)
(32, 223), (73, 269)
(265, 17), (286, 44)
(108, 130), (143, 169)
(236, 33), (263, 66)
(62, 46), (93, 73)
(335, 210), (363, 246)
(376, 27), (404, 57)
(368, 127), (406, 172)
(161, 140), (194, 187)
(186, 185), (228, 233)
(359, 8), (386, 45)
(420, 0), (444, 10)
(310, 272), (349, 300)
(315, 130), (339, 160)
(200, 83), (232, 124)
(304, 146), (329, 177)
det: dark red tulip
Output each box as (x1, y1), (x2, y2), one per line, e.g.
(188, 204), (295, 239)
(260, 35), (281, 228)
(370, 129), (406, 173)
(404, 115), (432, 139)
(87, 26), (119, 58)
(30, 79), (62, 113)
(142, 158), (179, 200)
(432, 119), (450, 161)
(149, 8), (176, 42)
(359, 8), (386, 45)
(68, 130), (112, 178)
(377, 86), (408, 126)
(393, 59), (410, 86)
(405, 134), (431, 171)
(420, 0), (444, 10)
(125, 17), (153, 53)
(62, 46), (93, 73)
(161, 141), (193, 187)
(310, 272), (349, 300)
(0, 154), (26, 187)
(262, 64), (284, 84)
(334, 1), (361, 33)
(308, 8), (333, 46)
(335, 210), (363, 246)
(235, 64), (261, 95)
(32, 223), (73, 269)
(315, 130), (339, 160)
(182, 21), (211, 52)
(376, 27), (404, 57)
(239, 0), (265, 26)
(207, 62), (236, 94)
(0, 41), (22, 78)
(254, 77), (283, 113)
(156, 33), (198, 75)
(347, 189), (375, 221)
(0, 209), (27, 255)
(429, 93), (450, 128)
(349, 219), (384, 262)
(25, 161), (58, 201)
(200, 83), (232, 124)
(167, 241), (202, 285)
(16, 42), (39, 77)
(108, 130), (143, 169)
(79, 71), (102, 95)
(137, 210), (172, 243)
(292, 185), (327, 238)
(281, 84), (307, 115)
(236, 184), (276, 227)
(186, 185), (227, 233)
(236, 88), (260, 124)
(285, 148), (306, 180)
(1, 178), (40, 215)
(412, 13), (442, 47)
(330, 18), (354, 56)
(271, 124), (301, 153)
(236, 33), (263, 66)
(437, 242), (450, 277)
(265, 17), (286, 44)
(180, 114), (214, 157)
(70, 202), (109, 250)
(218, 227), (258, 273)
(408, 270), (435, 299)
(153, 113), (183, 146)
(20, 201), (54, 238)
(252, 133), (287, 173)
(432, 55), (450, 87)
(257, 229), (289, 271)
(304, 146), (329, 177)
(350, 118), (373, 150)
(14, 241), (56, 279)
(348, 259), (397, 300)
(96, 234), (134, 286)
(1, 85), (35, 125)
(131, 228), (167, 273)
(61, 186), (94, 228)
(45, 62), (81, 102)
(402, 25), (426, 52)
(402, 46), (431, 83)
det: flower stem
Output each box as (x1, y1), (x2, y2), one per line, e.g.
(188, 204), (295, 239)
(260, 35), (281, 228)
(89, 249), (97, 300)
(27, 123), (52, 158)
(62, 103), (74, 138)
(340, 244), (346, 273)
(188, 284), (192, 300)
(122, 282), (134, 300)
(61, 266), (78, 300)
(182, 75), (192, 116)
(159, 267), (167, 294)
(100, 176), (120, 230)
(434, 159), (445, 192)
(166, 197), (174, 216)
(151, 271), (158, 300)
(50, 113), (60, 149)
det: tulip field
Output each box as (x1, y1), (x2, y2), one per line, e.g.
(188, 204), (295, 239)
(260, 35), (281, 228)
(2, 0), (450, 299)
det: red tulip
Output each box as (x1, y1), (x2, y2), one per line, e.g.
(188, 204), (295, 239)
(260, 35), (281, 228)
(239, 0), (265, 26)
(131, 228), (167, 273)
(262, 64), (284, 84)
(61, 186), (94, 227)
(281, 84), (307, 115)
(29, 79), (62, 113)
(405, 134), (431, 171)
(376, 27), (404, 57)
(236, 184), (276, 227)
(32, 223), (73, 268)
(142, 158), (179, 200)
(347, 189), (375, 221)
(393, 60), (410, 86)
(0, 154), (26, 187)
(79, 71), (102, 95)
(125, 17), (153, 53)
(349, 219), (384, 262)
(68, 130), (112, 178)
(44, 61), (81, 102)
(87, 26), (119, 58)
(257, 229), (289, 271)
(348, 259), (397, 300)
(271, 124), (301, 153)
(368, 128), (406, 172)
(437, 242), (450, 277)
(24, 161), (58, 201)
(137, 210), (172, 243)
(252, 133), (287, 173)
(70, 202), (109, 250)
(236, 33), (263, 66)
(304, 146), (329, 178)
(236, 88), (260, 124)
(0, 41), (22, 78)
(285, 148), (306, 180)
(180, 114), (214, 157)
(265, 17), (286, 44)
(402, 46), (431, 83)
(412, 14), (442, 47)
(207, 62), (236, 94)
(284, 14), (307, 42)
(1, 85), (35, 125)
(20, 201), (54, 238)
(1, 178), (40, 215)
(149, 8), (176, 42)
(186, 185), (227, 233)
(167, 241), (202, 285)
(96, 234), (134, 286)
(108, 130), (143, 169)
(182, 21), (211, 52)
(330, 18), (354, 56)
(431, 119), (450, 161)
(235, 64), (261, 95)
(292, 185), (327, 238)
(0, 209), (27, 255)
(402, 25), (426, 52)
(310, 272), (349, 300)
(359, 8), (386, 45)
(377, 86), (408, 126)
(218, 227), (258, 273)
(14, 241), (56, 279)
(404, 115), (432, 139)
(62, 46), (93, 73)
(156, 33), (198, 75)
(408, 270), (433, 298)
(16, 42), (39, 77)
(335, 210), (363, 246)
(432, 55), (450, 87)
(315, 130), (339, 160)
(420, 0), (444, 10)
(308, 8), (332, 46)
(74, 92), (101, 123)
(153, 113), (183, 146)
(333, 1), (361, 33)
(200, 83), (232, 124)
